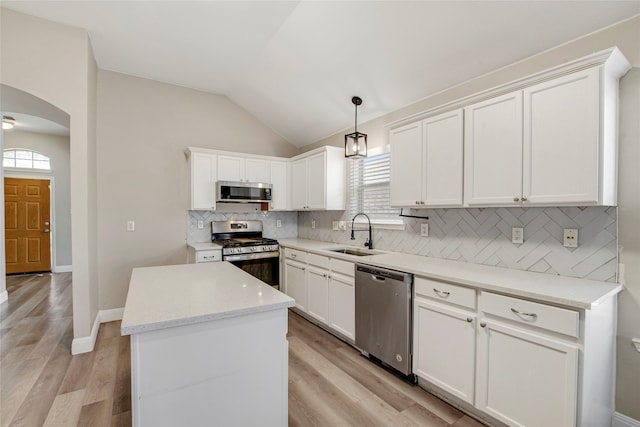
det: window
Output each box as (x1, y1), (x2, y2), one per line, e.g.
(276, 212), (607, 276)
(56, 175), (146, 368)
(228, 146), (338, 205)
(3, 149), (51, 170)
(348, 149), (402, 226)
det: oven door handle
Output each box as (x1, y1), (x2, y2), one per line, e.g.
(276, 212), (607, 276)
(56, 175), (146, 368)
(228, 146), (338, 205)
(224, 251), (280, 262)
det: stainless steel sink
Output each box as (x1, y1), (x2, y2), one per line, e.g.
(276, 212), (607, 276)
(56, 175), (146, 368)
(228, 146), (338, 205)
(327, 248), (382, 256)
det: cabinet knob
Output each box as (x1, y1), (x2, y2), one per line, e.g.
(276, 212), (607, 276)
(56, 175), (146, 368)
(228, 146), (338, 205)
(466, 317), (473, 323)
(480, 322), (487, 328)
(513, 197), (520, 202)
(521, 196), (528, 202)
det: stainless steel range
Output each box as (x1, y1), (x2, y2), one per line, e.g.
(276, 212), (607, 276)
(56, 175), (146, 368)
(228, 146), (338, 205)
(212, 220), (279, 288)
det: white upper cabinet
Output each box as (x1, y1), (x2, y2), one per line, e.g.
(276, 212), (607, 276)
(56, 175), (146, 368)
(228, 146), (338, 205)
(269, 160), (290, 211)
(523, 68), (600, 205)
(464, 92), (523, 206)
(390, 109), (463, 207)
(463, 49), (629, 207)
(188, 150), (217, 210)
(291, 146), (345, 211)
(217, 155), (270, 183)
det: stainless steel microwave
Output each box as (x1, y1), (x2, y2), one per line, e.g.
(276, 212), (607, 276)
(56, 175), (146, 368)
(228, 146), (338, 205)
(216, 181), (272, 203)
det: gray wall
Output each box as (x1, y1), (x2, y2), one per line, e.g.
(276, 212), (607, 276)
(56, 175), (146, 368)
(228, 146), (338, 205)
(306, 16), (640, 420)
(4, 130), (72, 268)
(1, 8), (99, 341)
(96, 70), (300, 310)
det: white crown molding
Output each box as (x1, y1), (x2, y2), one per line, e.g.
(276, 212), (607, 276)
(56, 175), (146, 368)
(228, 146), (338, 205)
(386, 47), (631, 129)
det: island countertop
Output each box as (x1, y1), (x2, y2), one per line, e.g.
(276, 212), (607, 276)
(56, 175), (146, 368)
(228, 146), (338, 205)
(121, 262), (294, 336)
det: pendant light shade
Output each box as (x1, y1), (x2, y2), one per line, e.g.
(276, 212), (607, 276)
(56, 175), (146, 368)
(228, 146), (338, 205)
(345, 96), (367, 158)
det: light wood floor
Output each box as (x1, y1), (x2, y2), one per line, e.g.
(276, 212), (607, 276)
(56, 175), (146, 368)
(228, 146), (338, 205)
(1, 273), (485, 427)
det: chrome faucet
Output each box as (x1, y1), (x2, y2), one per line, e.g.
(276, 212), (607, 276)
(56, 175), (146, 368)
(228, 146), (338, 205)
(351, 213), (373, 249)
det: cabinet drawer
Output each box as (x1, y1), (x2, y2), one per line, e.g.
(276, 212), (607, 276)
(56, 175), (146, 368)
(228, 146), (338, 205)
(329, 258), (355, 277)
(196, 250), (222, 263)
(480, 292), (579, 338)
(415, 277), (476, 309)
(308, 253), (329, 269)
(284, 248), (307, 263)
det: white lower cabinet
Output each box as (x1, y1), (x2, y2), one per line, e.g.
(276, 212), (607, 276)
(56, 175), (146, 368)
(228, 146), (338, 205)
(281, 248), (355, 341)
(413, 298), (476, 404)
(413, 280), (592, 427)
(476, 318), (578, 427)
(284, 258), (306, 312)
(307, 265), (329, 323)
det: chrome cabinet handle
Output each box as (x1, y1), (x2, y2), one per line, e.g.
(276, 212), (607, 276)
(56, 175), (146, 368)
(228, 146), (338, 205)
(433, 288), (450, 298)
(521, 196), (528, 202)
(511, 308), (538, 319)
(291, 253), (296, 258)
(480, 322), (487, 328)
(513, 196), (520, 202)
(466, 317), (473, 323)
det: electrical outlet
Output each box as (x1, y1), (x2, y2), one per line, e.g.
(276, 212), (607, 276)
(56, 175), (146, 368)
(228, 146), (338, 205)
(512, 227), (524, 244)
(563, 229), (578, 248)
(127, 220), (135, 232)
(633, 338), (640, 353)
(332, 221), (338, 231)
(311, 219), (316, 229)
(420, 223), (429, 237)
(197, 220), (204, 229)
(276, 220), (282, 228)
(338, 221), (346, 231)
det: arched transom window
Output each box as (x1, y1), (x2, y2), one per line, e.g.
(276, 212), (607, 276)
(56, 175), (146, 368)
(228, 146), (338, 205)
(3, 149), (51, 170)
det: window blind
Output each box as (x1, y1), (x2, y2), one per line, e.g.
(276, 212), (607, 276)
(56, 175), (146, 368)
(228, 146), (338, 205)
(348, 152), (401, 224)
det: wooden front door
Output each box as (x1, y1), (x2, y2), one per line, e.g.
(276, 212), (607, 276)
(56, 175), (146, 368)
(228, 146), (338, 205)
(4, 178), (51, 274)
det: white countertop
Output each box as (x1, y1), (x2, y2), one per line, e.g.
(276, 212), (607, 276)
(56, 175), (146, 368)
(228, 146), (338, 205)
(187, 242), (222, 251)
(279, 238), (622, 310)
(121, 262), (294, 335)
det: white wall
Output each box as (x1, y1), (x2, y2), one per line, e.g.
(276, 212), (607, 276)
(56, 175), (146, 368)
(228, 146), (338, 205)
(3, 131), (72, 269)
(0, 8), (99, 345)
(306, 15), (640, 420)
(96, 70), (299, 310)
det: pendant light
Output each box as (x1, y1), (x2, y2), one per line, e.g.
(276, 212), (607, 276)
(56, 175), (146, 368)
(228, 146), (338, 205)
(344, 96), (367, 158)
(2, 116), (16, 130)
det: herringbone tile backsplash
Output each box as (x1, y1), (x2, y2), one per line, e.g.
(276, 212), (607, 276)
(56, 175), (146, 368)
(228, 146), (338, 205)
(298, 207), (617, 282)
(188, 206), (617, 282)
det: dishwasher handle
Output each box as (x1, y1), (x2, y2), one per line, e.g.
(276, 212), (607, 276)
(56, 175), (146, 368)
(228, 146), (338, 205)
(372, 275), (386, 282)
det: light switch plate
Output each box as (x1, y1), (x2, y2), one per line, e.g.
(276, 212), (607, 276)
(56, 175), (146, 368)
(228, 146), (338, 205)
(311, 219), (316, 229)
(512, 227), (524, 244)
(564, 229), (578, 248)
(276, 220), (282, 228)
(420, 223), (429, 237)
(197, 220), (204, 229)
(127, 220), (135, 232)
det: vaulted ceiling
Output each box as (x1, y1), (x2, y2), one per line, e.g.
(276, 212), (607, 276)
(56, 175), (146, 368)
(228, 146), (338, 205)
(3, 1), (639, 146)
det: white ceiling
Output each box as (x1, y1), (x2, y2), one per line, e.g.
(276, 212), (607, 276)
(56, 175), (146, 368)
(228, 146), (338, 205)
(3, 1), (639, 147)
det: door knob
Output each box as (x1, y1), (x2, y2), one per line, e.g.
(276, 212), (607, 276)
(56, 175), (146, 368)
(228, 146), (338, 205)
(44, 221), (50, 226)
(44, 229), (50, 233)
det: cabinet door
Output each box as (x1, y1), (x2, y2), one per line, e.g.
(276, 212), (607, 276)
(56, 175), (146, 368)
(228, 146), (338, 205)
(190, 152), (217, 210)
(306, 153), (326, 209)
(284, 260), (307, 312)
(217, 155), (245, 182)
(423, 109), (464, 206)
(307, 266), (329, 323)
(523, 68), (600, 204)
(270, 161), (289, 211)
(414, 298), (475, 404)
(390, 121), (423, 207)
(291, 158), (307, 210)
(245, 158), (270, 183)
(476, 320), (578, 427)
(464, 92), (523, 206)
(328, 272), (355, 340)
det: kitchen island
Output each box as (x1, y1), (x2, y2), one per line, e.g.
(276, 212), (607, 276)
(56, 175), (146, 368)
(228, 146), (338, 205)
(121, 262), (294, 427)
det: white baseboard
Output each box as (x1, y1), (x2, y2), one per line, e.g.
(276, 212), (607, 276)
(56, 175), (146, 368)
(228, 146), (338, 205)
(71, 312), (101, 355)
(70, 307), (125, 355)
(54, 265), (72, 273)
(614, 412), (640, 427)
(0, 290), (8, 304)
(100, 307), (124, 323)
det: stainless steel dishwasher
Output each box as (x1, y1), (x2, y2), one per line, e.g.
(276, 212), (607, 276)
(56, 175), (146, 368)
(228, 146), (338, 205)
(355, 264), (414, 377)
